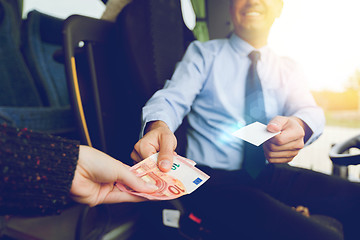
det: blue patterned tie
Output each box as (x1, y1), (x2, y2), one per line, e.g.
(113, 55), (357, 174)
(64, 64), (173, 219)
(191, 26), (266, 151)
(242, 51), (267, 178)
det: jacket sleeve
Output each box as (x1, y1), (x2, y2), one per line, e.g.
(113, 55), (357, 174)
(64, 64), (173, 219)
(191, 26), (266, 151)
(0, 124), (80, 216)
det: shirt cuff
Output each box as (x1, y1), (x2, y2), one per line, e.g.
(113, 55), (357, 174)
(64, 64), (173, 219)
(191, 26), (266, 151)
(294, 109), (325, 145)
(141, 113), (177, 138)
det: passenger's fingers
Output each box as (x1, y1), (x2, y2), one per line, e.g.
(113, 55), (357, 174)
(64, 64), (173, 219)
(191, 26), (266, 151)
(116, 164), (158, 193)
(101, 191), (148, 205)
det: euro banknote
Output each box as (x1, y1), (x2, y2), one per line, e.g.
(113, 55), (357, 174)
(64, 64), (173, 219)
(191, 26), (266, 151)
(116, 153), (210, 200)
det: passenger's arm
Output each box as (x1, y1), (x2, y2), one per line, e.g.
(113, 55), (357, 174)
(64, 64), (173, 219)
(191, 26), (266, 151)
(71, 145), (159, 207)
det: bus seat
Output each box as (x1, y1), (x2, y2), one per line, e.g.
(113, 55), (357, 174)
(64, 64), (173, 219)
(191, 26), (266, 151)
(116, 0), (194, 157)
(0, 0), (75, 135)
(63, 14), (128, 159)
(0, 0), (42, 107)
(62, 0), (193, 238)
(62, 0), (194, 161)
(22, 10), (70, 107)
(115, 0), (194, 100)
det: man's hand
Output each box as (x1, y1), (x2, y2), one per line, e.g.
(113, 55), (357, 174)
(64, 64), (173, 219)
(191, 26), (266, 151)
(131, 121), (177, 172)
(263, 116), (308, 163)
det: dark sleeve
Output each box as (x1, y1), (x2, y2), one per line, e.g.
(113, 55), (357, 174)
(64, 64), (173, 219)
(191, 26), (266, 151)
(0, 124), (80, 216)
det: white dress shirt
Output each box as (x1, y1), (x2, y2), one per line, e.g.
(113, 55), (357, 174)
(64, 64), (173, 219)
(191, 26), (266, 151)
(142, 33), (325, 170)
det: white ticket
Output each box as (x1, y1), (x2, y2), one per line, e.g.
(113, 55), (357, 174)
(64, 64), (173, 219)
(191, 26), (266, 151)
(232, 121), (281, 146)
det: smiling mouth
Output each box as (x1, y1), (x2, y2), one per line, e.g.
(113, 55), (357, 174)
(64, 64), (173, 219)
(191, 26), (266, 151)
(244, 11), (261, 17)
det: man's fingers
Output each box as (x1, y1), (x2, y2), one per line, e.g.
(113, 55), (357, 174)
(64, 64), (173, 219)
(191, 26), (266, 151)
(265, 153), (298, 163)
(264, 116), (306, 164)
(130, 121), (177, 172)
(263, 145), (296, 163)
(157, 133), (177, 172)
(158, 150), (175, 172)
(130, 149), (142, 163)
(268, 116), (305, 145)
(131, 139), (158, 162)
(263, 143), (300, 162)
(265, 138), (304, 151)
(267, 116), (287, 132)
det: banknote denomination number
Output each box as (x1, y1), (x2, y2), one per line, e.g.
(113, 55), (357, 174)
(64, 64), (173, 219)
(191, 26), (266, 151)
(168, 185), (185, 195)
(171, 163), (180, 171)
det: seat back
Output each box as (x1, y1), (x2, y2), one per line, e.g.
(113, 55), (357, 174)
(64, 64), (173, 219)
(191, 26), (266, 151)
(0, 0), (75, 136)
(63, 15), (137, 162)
(22, 10), (70, 107)
(0, 0), (42, 107)
(116, 0), (194, 156)
(62, 0), (194, 163)
(116, 0), (194, 99)
(62, 3), (195, 238)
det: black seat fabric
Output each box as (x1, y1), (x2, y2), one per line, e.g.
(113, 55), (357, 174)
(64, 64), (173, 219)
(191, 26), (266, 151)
(62, 1), (195, 237)
(116, 0), (194, 156)
(62, 0), (194, 162)
(117, 0), (194, 100)
(63, 15), (125, 158)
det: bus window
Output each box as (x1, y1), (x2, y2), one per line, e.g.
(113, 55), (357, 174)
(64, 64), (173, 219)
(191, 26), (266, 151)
(22, 0), (105, 19)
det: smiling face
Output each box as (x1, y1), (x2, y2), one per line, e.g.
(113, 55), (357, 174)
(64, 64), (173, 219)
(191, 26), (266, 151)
(230, 0), (283, 48)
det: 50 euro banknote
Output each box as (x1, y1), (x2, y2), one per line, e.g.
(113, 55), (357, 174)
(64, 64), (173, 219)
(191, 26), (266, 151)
(116, 153), (210, 200)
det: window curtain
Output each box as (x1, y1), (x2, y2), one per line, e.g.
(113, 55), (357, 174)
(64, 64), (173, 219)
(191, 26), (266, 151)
(190, 0), (209, 42)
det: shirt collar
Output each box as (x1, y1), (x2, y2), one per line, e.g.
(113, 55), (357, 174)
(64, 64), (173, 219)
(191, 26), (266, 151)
(229, 33), (269, 59)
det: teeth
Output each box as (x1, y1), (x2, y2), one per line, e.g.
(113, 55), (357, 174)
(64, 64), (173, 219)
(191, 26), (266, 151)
(245, 12), (260, 16)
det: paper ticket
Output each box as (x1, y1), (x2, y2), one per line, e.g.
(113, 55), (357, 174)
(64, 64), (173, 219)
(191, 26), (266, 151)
(232, 121), (281, 146)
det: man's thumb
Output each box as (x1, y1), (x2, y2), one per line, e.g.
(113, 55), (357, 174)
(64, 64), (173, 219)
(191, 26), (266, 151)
(158, 150), (174, 172)
(267, 116), (286, 132)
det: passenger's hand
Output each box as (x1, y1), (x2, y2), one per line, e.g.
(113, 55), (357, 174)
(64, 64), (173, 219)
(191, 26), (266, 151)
(70, 145), (158, 207)
(263, 116), (306, 163)
(131, 120), (177, 172)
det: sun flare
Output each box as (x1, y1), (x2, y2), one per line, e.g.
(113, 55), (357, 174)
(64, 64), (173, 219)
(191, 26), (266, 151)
(268, 0), (360, 92)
